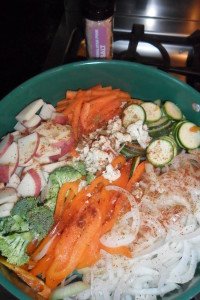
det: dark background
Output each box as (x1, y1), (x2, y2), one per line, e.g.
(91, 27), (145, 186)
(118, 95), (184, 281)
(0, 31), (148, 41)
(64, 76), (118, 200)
(0, 0), (64, 100)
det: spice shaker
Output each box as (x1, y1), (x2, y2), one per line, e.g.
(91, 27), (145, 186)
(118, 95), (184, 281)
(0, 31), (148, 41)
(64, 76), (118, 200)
(83, 0), (114, 59)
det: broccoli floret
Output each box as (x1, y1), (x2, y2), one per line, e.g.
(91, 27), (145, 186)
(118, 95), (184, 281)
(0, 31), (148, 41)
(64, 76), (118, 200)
(86, 172), (95, 184)
(0, 215), (29, 235)
(11, 197), (38, 217)
(11, 197), (54, 241)
(49, 165), (83, 187)
(27, 206), (54, 240)
(45, 182), (60, 212)
(0, 232), (32, 266)
(71, 161), (87, 176)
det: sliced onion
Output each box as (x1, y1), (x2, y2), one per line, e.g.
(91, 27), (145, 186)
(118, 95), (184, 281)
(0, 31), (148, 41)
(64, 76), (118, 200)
(100, 186), (140, 248)
(34, 235), (56, 261)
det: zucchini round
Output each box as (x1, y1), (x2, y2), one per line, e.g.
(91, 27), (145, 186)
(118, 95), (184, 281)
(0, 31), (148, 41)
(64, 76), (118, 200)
(147, 139), (174, 167)
(122, 104), (146, 128)
(141, 102), (162, 122)
(163, 101), (183, 120)
(177, 122), (200, 149)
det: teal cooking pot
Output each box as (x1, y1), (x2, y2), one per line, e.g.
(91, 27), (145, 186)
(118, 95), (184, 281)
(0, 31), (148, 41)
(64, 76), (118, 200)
(0, 60), (200, 300)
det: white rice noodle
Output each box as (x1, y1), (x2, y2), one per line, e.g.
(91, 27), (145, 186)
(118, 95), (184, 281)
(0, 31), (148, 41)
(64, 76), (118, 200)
(127, 283), (179, 296)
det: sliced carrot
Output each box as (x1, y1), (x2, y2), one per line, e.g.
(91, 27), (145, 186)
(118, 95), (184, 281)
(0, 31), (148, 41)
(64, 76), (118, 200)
(71, 97), (84, 140)
(112, 162), (131, 188)
(77, 231), (101, 269)
(46, 205), (102, 288)
(0, 257), (51, 299)
(126, 161), (146, 191)
(54, 181), (79, 223)
(66, 90), (77, 100)
(100, 243), (132, 258)
(112, 155), (126, 169)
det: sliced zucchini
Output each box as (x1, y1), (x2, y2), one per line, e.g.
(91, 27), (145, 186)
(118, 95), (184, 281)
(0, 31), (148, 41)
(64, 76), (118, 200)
(120, 142), (146, 159)
(141, 102), (162, 122)
(163, 101), (183, 120)
(177, 122), (200, 149)
(147, 139), (174, 167)
(122, 104), (146, 128)
(148, 120), (174, 138)
(130, 156), (141, 178)
(160, 135), (178, 157)
(147, 116), (169, 129)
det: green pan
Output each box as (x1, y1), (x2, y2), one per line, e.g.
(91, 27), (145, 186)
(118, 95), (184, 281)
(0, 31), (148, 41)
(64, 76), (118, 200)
(0, 60), (200, 300)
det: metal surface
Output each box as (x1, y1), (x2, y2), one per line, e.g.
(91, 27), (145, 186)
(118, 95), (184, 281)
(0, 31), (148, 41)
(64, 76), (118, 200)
(114, 0), (200, 36)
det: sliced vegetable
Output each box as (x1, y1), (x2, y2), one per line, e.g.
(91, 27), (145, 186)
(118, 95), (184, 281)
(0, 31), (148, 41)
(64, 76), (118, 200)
(50, 281), (89, 300)
(122, 104), (146, 128)
(163, 101), (183, 120)
(129, 156), (141, 178)
(148, 119), (174, 138)
(141, 102), (162, 122)
(120, 143), (146, 159)
(146, 139), (174, 167)
(176, 122), (200, 149)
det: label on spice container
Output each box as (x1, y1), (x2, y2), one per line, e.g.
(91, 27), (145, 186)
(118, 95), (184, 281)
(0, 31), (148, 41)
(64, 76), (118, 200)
(85, 17), (113, 59)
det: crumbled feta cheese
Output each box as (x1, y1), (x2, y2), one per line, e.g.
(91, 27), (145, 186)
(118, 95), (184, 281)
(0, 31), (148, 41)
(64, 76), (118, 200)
(85, 149), (114, 173)
(127, 120), (151, 148)
(102, 164), (121, 182)
(107, 116), (122, 134)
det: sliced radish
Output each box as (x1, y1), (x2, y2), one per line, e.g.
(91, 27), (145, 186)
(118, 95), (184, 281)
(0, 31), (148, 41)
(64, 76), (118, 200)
(39, 103), (55, 120)
(0, 203), (15, 217)
(6, 174), (20, 189)
(34, 155), (52, 164)
(51, 112), (68, 125)
(0, 187), (18, 205)
(11, 131), (22, 141)
(14, 121), (26, 132)
(41, 160), (68, 173)
(0, 142), (19, 183)
(17, 168), (41, 197)
(19, 159), (34, 168)
(22, 161), (40, 175)
(0, 134), (14, 158)
(15, 166), (23, 177)
(16, 99), (44, 123)
(23, 114), (41, 129)
(18, 132), (40, 166)
(35, 137), (61, 158)
(50, 137), (74, 161)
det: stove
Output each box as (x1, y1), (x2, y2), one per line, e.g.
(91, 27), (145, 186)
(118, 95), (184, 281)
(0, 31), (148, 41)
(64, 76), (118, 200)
(42, 0), (200, 92)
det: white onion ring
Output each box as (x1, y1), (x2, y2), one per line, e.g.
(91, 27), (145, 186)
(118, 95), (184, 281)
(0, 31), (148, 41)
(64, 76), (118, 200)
(34, 235), (56, 261)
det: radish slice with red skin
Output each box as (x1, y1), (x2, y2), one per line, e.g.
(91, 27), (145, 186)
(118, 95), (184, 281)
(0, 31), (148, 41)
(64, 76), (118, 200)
(18, 132), (40, 166)
(51, 112), (68, 125)
(6, 173), (20, 189)
(16, 99), (44, 123)
(50, 137), (74, 161)
(17, 169), (41, 197)
(11, 131), (22, 142)
(23, 115), (41, 129)
(0, 134), (14, 158)
(0, 142), (19, 183)
(41, 160), (68, 173)
(0, 187), (18, 205)
(14, 122), (27, 133)
(39, 103), (55, 120)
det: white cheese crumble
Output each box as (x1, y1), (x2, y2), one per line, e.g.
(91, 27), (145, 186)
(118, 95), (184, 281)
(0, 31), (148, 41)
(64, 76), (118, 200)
(102, 164), (121, 182)
(127, 120), (151, 149)
(78, 180), (87, 192)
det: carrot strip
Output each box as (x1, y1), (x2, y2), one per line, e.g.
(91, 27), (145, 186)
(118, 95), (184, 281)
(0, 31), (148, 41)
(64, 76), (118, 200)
(0, 257), (51, 299)
(100, 243), (132, 258)
(46, 205), (102, 288)
(126, 161), (146, 191)
(54, 181), (79, 223)
(66, 90), (77, 99)
(111, 155), (126, 169)
(71, 97), (84, 140)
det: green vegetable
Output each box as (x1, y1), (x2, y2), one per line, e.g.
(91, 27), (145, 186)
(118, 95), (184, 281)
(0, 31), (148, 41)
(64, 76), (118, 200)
(49, 166), (83, 187)
(27, 206), (54, 240)
(0, 215), (29, 235)
(11, 197), (38, 217)
(86, 172), (95, 184)
(11, 197), (53, 241)
(50, 281), (89, 300)
(0, 232), (32, 266)
(46, 165), (83, 211)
